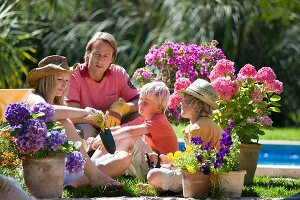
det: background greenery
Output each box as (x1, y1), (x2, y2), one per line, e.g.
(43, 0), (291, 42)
(1, 0), (300, 127)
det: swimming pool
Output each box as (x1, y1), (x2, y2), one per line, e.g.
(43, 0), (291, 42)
(258, 141), (300, 166)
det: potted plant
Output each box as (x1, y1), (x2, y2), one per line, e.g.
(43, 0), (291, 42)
(209, 59), (283, 184)
(1, 102), (86, 198)
(167, 122), (243, 198)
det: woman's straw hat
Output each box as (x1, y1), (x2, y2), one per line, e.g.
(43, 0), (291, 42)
(178, 79), (219, 109)
(27, 55), (71, 87)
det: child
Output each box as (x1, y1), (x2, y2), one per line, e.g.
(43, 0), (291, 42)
(68, 82), (179, 187)
(144, 78), (223, 192)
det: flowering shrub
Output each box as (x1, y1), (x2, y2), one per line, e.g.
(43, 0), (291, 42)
(1, 102), (86, 174)
(167, 122), (239, 175)
(132, 40), (225, 123)
(209, 59), (283, 144)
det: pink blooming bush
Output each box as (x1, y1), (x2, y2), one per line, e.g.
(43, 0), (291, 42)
(132, 40), (225, 123)
(209, 59), (283, 144)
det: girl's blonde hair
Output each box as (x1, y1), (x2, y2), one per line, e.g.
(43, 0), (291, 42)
(85, 32), (117, 63)
(140, 82), (170, 113)
(183, 93), (213, 118)
(34, 74), (65, 105)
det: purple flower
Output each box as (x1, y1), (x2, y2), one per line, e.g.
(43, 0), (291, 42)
(200, 161), (211, 175)
(4, 102), (31, 127)
(31, 102), (54, 122)
(65, 151), (86, 174)
(15, 119), (47, 154)
(44, 130), (67, 151)
(191, 137), (203, 145)
(203, 142), (212, 150)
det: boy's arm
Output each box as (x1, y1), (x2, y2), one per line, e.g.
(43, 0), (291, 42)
(112, 124), (148, 140)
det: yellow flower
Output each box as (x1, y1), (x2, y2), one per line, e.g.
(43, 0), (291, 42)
(1, 160), (8, 166)
(167, 152), (175, 161)
(185, 145), (191, 153)
(167, 151), (182, 161)
(186, 165), (196, 173)
(174, 151), (182, 158)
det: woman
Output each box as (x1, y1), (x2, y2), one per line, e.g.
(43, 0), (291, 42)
(25, 55), (123, 189)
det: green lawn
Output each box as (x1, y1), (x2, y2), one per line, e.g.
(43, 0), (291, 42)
(62, 175), (300, 198)
(173, 125), (300, 141)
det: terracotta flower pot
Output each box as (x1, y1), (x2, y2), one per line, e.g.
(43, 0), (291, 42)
(238, 143), (263, 185)
(22, 154), (66, 198)
(181, 171), (210, 198)
(218, 170), (247, 197)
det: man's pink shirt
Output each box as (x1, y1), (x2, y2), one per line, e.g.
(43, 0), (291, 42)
(66, 63), (139, 112)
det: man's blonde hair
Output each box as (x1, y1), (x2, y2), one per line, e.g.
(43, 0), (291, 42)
(85, 32), (117, 62)
(140, 82), (170, 113)
(34, 74), (65, 105)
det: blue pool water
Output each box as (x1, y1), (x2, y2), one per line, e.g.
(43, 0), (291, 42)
(258, 143), (300, 166)
(178, 140), (300, 166)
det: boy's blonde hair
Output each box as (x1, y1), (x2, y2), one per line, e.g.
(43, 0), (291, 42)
(140, 82), (170, 113)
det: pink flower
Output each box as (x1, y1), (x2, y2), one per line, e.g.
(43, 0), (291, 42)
(251, 90), (263, 103)
(209, 59), (235, 81)
(259, 115), (273, 126)
(211, 77), (238, 100)
(255, 109), (263, 116)
(169, 93), (183, 109)
(265, 80), (283, 94)
(247, 117), (255, 124)
(237, 64), (257, 82)
(255, 67), (276, 83)
(174, 77), (191, 91)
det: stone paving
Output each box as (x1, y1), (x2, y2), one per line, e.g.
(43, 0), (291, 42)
(44, 193), (300, 200)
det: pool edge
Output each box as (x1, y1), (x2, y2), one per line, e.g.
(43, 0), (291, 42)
(256, 165), (300, 178)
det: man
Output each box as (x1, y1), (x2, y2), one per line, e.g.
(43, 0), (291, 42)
(66, 32), (139, 139)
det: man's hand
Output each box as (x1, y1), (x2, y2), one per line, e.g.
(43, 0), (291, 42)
(106, 101), (130, 127)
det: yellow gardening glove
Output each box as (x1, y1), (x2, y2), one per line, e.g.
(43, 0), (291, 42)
(85, 107), (106, 132)
(106, 101), (130, 127)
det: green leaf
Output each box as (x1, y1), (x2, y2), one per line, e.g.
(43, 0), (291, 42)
(268, 107), (281, 112)
(271, 101), (281, 107)
(270, 95), (281, 101)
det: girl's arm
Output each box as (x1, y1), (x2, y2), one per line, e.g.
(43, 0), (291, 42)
(112, 124), (148, 140)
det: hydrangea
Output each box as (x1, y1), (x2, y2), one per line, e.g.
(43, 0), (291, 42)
(16, 119), (47, 154)
(44, 130), (67, 151)
(31, 102), (54, 122)
(65, 151), (86, 174)
(3, 102), (85, 175)
(210, 59), (283, 144)
(4, 102), (31, 127)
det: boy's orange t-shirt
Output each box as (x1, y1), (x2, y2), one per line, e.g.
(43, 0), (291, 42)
(122, 114), (179, 154)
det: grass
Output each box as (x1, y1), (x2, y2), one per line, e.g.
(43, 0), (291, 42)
(173, 125), (300, 141)
(61, 175), (300, 198)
